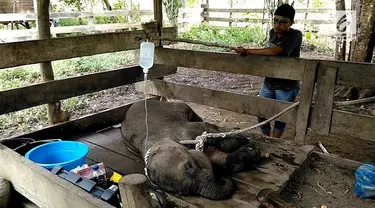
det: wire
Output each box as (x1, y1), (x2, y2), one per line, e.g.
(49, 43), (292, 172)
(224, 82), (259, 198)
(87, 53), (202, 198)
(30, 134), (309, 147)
(144, 73), (149, 154)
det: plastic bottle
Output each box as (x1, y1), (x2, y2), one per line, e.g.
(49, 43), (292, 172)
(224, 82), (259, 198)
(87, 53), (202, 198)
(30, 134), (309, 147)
(91, 164), (107, 188)
(139, 41), (155, 74)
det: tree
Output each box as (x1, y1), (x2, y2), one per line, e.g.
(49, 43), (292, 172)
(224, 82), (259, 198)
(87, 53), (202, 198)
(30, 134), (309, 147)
(338, 0), (375, 99)
(163, 0), (183, 27)
(349, 0), (375, 63)
(334, 0), (346, 61)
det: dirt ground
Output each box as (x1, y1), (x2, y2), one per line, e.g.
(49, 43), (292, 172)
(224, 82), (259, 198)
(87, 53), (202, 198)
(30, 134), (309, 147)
(281, 155), (375, 208)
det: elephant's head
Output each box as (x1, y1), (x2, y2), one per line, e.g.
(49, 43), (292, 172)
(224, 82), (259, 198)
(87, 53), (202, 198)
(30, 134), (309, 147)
(146, 145), (234, 200)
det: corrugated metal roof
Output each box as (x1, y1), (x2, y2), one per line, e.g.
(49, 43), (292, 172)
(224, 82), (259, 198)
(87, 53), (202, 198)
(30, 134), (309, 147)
(0, 0), (34, 13)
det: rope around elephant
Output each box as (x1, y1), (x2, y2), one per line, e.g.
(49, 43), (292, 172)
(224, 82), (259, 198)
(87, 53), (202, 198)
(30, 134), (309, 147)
(179, 102), (300, 151)
(143, 101), (299, 188)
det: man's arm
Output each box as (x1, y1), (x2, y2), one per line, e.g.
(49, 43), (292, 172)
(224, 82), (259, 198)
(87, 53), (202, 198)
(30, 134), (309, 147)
(234, 46), (284, 56)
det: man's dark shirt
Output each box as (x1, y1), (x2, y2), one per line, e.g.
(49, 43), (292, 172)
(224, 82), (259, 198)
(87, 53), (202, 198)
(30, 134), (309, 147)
(263, 28), (302, 90)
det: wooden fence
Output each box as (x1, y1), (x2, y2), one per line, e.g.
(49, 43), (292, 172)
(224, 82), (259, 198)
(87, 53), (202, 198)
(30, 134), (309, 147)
(0, 5), (340, 42)
(2, 33), (374, 144)
(0, 9), (200, 42)
(201, 4), (335, 25)
(0, 9), (155, 41)
(0, 1), (374, 207)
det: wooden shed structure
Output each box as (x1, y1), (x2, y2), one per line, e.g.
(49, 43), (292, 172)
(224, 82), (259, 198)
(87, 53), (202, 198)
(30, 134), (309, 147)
(0, 0), (374, 207)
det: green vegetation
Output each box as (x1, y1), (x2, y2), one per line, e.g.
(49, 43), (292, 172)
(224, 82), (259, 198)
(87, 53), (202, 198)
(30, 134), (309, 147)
(179, 23), (333, 52)
(179, 23), (267, 51)
(0, 51), (136, 138)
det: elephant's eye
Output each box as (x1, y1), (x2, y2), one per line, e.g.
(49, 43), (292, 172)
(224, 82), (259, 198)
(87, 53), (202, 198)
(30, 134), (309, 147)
(184, 162), (194, 171)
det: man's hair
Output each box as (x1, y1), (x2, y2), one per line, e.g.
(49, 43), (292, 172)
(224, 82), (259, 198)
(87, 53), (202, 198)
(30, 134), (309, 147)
(274, 4), (295, 20)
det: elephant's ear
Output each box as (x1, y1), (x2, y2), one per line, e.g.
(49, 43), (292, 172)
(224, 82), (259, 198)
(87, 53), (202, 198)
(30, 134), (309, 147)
(186, 149), (213, 170)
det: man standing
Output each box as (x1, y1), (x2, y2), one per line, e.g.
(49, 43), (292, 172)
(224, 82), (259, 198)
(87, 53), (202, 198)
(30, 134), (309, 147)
(234, 4), (302, 138)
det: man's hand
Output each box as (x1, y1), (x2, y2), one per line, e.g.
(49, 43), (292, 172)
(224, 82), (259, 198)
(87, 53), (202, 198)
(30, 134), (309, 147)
(233, 47), (248, 56)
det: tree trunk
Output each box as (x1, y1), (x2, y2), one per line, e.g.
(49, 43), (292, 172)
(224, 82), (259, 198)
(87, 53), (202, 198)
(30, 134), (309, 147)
(365, 17), (375, 62)
(334, 0), (346, 61)
(102, 0), (112, 10)
(102, 0), (117, 23)
(35, 0), (69, 124)
(344, 0), (375, 99)
(229, 0), (233, 27)
(304, 0), (310, 32)
(351, 0), (375, 62)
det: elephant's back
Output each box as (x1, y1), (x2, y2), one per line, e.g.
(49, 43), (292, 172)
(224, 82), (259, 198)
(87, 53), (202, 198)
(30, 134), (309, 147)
(121, 100), (191, 147)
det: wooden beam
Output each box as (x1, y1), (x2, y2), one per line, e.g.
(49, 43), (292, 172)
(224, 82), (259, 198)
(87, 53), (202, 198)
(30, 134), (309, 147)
(0, 27), (176, 70)
(0, 65), (176, 115)
(0, 144), (115, 208)
(295, 60), (318, 144)
(330, 110), (375, 142)
(135, 80), (297, 124)
(0, 24), (143, 38)
(311, 151), (362, 171)
(154, 48), (306, 81)
(310, 65), (338, 135)
(0, 10), (154, 22)
(202, 7), (332, 13)
(202, 17), (333, 24)
(321, 60), (375, 90)
(6, 97), (158, 141)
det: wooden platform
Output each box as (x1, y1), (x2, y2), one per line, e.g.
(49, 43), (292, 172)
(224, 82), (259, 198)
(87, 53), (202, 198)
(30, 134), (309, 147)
(70, 126), (316, 208)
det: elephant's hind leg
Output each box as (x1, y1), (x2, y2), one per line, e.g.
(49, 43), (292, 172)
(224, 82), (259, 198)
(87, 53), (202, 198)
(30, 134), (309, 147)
(206, 135), (250, 153)
(206, 143), (261, 174)
(225, 143), (261, 172)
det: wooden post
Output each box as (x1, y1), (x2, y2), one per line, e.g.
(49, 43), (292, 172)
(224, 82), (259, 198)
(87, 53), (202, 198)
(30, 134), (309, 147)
(119, 174), (152, 208)
(201, 0), (209, 24)
(153, 0), (163, 46)
(35, 0), (69, 124)
(229, 0), (233, 27)
(310, 65), (338, 135)
(294, 60), (318, 144)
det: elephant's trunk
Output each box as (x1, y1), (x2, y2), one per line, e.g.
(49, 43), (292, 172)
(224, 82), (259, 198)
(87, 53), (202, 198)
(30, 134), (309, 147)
(196, 172), (234, 200)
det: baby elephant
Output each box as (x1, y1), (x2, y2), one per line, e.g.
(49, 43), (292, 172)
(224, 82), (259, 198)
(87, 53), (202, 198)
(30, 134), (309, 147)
(121, 99), (261, 200)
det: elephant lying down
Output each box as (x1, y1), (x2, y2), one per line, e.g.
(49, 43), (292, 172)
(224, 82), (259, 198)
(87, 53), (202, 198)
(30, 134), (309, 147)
(121, 99), (262, 200)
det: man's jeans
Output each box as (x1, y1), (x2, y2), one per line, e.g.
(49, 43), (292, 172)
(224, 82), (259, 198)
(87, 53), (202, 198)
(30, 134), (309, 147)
(258, 84), (300, 133)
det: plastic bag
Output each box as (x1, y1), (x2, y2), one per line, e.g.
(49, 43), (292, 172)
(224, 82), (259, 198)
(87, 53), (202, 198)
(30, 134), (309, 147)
(354, 164), (375, 198)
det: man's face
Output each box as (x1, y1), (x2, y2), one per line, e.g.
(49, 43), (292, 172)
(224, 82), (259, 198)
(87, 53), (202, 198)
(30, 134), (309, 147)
(273, 15), (293, 34)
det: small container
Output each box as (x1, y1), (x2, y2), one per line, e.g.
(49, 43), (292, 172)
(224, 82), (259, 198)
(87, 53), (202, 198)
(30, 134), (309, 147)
(91, 164), (108, 187)
(25, 141), (89, 171)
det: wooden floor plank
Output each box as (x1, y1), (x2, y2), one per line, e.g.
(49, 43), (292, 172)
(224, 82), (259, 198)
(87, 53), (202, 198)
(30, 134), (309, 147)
(170, 191), (260, 208)
(97, 127), (123, 141)
(82, 141), (144, 175)
(72, 130), (314, 208)
(78, 130), (142, 162)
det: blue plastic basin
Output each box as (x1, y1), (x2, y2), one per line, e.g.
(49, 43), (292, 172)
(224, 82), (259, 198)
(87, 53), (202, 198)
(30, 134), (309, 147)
(25, 141), (89, 171)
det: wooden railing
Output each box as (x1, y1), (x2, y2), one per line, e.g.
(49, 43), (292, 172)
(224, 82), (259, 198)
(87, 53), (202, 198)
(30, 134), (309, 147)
(1, 26), (374, 144)
(134, 48), (375, 144)
(0, 9), (156, 41)
(0, 21), (374, 208)
(201, 4), (335, 25)
(0, 27), (177, 114)
(0, 9), (194, 40)
(0, 2), (373, 207)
